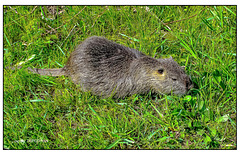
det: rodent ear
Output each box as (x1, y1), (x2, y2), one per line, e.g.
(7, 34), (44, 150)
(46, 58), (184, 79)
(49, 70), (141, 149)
(181, 66), (185, 69)
(169, 56), (173, 60)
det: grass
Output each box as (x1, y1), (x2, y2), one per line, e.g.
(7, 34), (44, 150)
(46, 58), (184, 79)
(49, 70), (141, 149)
(3, 6), (236, 149)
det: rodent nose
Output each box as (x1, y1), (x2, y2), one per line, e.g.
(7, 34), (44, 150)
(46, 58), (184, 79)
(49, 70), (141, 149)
(171, 76), (178, 81)
(186, 79), (193, 90)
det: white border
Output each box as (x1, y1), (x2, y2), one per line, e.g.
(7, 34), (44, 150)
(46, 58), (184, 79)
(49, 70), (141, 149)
(1, 0), (239, 5)
(1, 1), (239, 151)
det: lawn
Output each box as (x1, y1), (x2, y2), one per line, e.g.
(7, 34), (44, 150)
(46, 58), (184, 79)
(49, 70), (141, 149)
(3, 6), (236, 149)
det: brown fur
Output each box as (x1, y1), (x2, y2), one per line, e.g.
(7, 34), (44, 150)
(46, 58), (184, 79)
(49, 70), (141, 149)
(29, 36), (193, 98)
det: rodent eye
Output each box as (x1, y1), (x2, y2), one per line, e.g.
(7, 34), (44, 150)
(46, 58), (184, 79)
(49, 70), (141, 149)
(157, 69), (164, 74)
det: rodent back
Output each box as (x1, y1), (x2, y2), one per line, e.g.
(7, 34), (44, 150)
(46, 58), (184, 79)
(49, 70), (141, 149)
(66, 36), (146, 75)
(63, 36), (150, 97)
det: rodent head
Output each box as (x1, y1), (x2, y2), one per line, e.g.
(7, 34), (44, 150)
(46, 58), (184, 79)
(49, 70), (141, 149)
(135, 56), (193, 95)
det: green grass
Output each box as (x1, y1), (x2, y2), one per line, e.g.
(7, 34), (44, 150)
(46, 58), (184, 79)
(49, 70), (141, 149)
(3, 6), (236, 149)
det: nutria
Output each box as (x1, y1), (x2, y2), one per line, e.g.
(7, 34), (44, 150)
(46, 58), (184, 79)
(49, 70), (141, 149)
(27, 36), (193, 98)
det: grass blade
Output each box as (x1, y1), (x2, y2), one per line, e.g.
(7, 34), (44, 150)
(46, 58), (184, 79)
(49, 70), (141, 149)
(4, 33), (11, 47)
(55, 44), (66, 57)
(105, 138), (122, 149)
(224, 6), (236, 16)
(148, 128), (162, 140)
(88, 104), (103, 124)
(119, 33), (139, 42)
